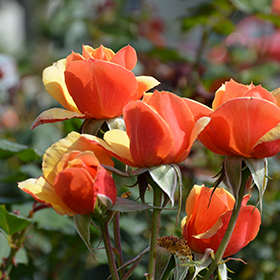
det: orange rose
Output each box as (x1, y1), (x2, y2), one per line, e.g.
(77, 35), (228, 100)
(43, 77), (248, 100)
(90, 90), (210, 167)
(18, 132), (116, 216)
(185, 79), (280, 157)
(32, 45), (159, 128)
(181, 185), (261, 258)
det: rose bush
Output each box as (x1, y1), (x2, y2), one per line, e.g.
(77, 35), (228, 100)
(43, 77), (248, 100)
(185, 79), (280, 157)
(181, 185), (261, 258)
(18, 131), (117, 216)
(89, 90), (210, 167)
(32, 45), (159, 128)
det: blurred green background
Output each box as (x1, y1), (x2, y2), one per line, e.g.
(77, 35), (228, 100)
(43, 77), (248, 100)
(1, 0), (280, 279)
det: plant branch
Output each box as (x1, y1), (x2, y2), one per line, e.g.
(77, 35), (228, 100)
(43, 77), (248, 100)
(203, 167), (251, 280)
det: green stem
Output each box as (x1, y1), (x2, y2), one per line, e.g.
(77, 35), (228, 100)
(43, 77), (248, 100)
(147, 184), (162, 280)
(113, 212), (125, 279)
(99, 219), (120, 280)
(2, 225), (30, 279)
(203, 167), (251, 280)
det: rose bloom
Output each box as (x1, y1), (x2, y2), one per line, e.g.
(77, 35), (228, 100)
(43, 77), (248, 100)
(185, 79), (280, 157)
(89, 90), (210, 167)
(18, 132), (117, 216)
(181, 185), (261, 258)
(32, 45), (159, 128)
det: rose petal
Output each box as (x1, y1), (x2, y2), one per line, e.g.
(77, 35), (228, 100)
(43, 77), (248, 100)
(65, 59), (138, 118)
(199, 98), (280, 157)
(110, 45), (137, 70)
(42, 59), (79, 112)
(135, 76), (160, 99)
(43, 131), (114, 184)
(54, 168), (96, 215)
(18, 177), (77, 216)
(124, 100), (173, 167)
(31, 108), (92, 129)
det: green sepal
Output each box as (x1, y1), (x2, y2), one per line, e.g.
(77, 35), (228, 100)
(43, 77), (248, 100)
(244, 157), (268, 212)
(0, 205), (31, 237)
(224, 156), (243, 198)
(149, 165), (178, 207)
(74, 214), (95, 257)
(217, 262), (228, 280)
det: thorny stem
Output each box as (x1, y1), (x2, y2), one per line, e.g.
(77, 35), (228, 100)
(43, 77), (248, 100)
(203, 167), (251, 280)
(113, 212), (125, 279)
(147, 183), (162, 280)
(99, 219), (120, 280)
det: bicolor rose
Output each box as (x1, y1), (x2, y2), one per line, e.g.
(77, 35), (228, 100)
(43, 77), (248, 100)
(18, 132), (117, 216)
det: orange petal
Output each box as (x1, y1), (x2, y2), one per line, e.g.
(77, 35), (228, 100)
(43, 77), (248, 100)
(212, 79), (250, 110)
(145, 91), (195, 163)
(183, 185), (236, 254)
(110, 45), (137, 70)
(43, 131), (114, 184)
(42, 59), (79, 112)
(124, 100), (173, 167)
(31, 108), (92, 129)
(216, 205), (261, 257)
(88, 45), (115, 61)
(66, 51), (84, 66)
(244, 85), (276, 104)
(199, 98), (280, 157)
(64, 59), (138, 119)
(18, 177), (77, 216)
(183, 98), (213, 121)
(135, 76), (160, 99)
(54, 168), (96, 215)
(94, 166), (117, 208)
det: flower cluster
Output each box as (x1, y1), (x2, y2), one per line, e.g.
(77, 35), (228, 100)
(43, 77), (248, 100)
(18, 44), (280, 277)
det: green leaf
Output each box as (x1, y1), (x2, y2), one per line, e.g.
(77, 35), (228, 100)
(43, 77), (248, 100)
(231, 0), (271, 13)
(224, 156), (243, 198)
(33, 208), (76, 235)
(0, 139), (41, 161)
(155, 246), (174, 280)
(74, 214), (95, 257)
(0, 232), (10, 265)
(217, 262), (227, 280)
(110, 197), (158, 212)
(244, 158), (268, 212)
(15, 247), (29, 265)
(149, 165), (178, 207)
(0, 205), (31, 236)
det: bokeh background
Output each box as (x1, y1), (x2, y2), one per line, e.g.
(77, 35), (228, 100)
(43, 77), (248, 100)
(1, 0), (280, 279)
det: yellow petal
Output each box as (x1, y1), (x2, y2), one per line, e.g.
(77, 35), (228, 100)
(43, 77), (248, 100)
(42, 59), (80, 112)
(189, 116), (211, 144)
(31, 108), (90, 129)
(82, 131), (135, 166)
(271, 87), (280, 108)
(43, 131), (114, 184)
(18, 177), (77, 216)
(255, 123), (280, 145)
(104, 130), (134, 163)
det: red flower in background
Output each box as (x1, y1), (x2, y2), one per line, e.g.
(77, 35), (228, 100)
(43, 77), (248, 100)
(181, 185), (261, 258)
